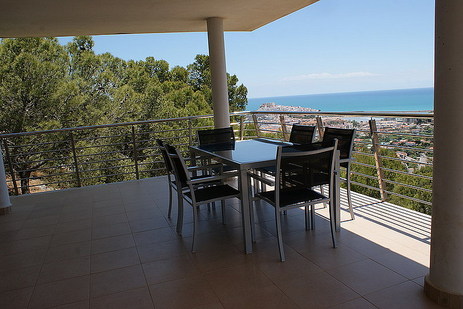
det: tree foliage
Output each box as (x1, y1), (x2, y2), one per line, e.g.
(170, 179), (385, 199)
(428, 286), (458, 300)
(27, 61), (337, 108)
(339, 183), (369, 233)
(0, 36), (248, 193)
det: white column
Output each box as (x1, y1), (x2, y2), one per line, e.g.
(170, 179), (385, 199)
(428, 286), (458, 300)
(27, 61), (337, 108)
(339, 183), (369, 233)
(425, 1), (463, 306)
(207, 17), (230, 129)
(0, 150), (12, 214)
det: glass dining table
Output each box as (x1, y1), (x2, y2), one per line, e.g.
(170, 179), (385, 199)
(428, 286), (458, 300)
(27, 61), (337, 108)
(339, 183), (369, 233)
(189, 138), (341, 254)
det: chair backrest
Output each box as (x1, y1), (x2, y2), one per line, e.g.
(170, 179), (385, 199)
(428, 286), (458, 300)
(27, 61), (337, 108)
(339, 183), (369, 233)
(156, 139), (173, 173)
(289, 124), (316, 144)
(197, 127), (235, 148)
(321, 127), (355, 160)
(164, 143), (191, 189)
(275, 140), (338, 202)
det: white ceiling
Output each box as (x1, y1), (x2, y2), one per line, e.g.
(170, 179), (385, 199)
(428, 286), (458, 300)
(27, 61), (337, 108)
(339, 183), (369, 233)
(0, 0), (318, 38)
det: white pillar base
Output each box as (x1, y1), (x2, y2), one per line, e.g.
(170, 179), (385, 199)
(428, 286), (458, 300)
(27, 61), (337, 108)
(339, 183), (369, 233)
(0, 150), (12, 215)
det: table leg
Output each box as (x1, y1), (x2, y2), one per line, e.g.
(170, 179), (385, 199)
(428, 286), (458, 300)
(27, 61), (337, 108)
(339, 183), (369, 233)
(239, 168), (253, 254)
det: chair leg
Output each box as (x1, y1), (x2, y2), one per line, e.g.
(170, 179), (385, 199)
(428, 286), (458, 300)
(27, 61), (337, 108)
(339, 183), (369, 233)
(176, 192), (184, 235)
(328, 201), (337, 248)
(192, 205), (199, 252)
(221, 200), (226, 224)
(275, 208), (286, 262)
(304, 206), (310, 230)
(310, 205), (315, 230)
(346, 165), (355, 220)
(167, 183), (173, 219)
(247, 173), (256, 243)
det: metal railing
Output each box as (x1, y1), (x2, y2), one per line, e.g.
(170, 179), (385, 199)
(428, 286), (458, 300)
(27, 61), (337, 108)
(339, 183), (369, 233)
(1, 110), (433, 213)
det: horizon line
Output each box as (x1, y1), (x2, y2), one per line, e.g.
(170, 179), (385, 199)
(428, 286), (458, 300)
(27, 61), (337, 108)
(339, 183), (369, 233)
(248, 86), (434, 100)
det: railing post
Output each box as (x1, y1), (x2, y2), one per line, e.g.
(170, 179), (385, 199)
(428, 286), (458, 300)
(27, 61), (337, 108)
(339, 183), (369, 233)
(369, 119), (388, 201)
(252, 114), (261, 137)
(188, 118), (193, 146)
(239, 116), (244, 140)
(69, 133), (81, 187)
(131, 126), (140, 180)
(316, 116), (324, 141)
(279, 115), (290, 141)
(2, 139), (19, 195)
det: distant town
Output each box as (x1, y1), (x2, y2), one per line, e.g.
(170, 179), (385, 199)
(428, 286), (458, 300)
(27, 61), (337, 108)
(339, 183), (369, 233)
(254, 103), (434, 171)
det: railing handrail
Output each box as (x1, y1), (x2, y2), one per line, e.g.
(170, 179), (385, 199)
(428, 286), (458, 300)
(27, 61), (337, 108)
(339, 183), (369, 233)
(0, 110), (434, 138)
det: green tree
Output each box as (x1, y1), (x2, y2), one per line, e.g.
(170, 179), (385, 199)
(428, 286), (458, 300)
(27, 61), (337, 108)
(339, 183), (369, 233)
(188, 54), (248, 112)
(0, 37), (70, 193)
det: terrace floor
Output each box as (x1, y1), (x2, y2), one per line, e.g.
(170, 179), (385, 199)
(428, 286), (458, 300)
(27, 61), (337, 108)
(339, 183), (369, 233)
(0, 177), (441, 308)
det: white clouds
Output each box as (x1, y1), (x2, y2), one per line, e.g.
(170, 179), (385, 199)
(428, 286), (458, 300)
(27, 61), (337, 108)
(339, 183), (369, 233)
(282, 72), (380, 81)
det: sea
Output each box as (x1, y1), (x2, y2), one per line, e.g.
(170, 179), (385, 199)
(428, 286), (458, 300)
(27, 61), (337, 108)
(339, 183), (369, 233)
(247, 87), (433, 112)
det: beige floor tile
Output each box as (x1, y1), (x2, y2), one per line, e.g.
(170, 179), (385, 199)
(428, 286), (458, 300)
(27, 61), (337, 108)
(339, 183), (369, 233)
(326, 259), (408, 295)
(91, 247), (140, 273)
(38, 256), (91, 284)
(413, 276), (425, 287)
(0, 287), (33, 309)
(29, 276), (90, 309)
(90, 287), (154, 309)
(90, 265), (146, 298)
(91, 213), (128, 227)
(276, 271), (359, 308)
(55, 218), (92, 233)
(22, 215), (60, 229)
(204, 264), (276, 301)
(13, 225), (56, 241)
(91, 234), (135, 255)
(142, 255), (201, 285)
(3, 177), (435, 309)
(92, 205), (126, 218)
(371, 251), (429, 280)
(137, 240), (188, 264)
(149, 276), (220, 309)
(60, 209), (93, 224)
(328, 297), (377, 309)
(190, 303), (224, 309)
(51, 300), (90, 309)
(220, 284), (300, 309)
(133, 228), (177, 246)
(129, 216), (170, 233)
(125, 209), (164, 223)
(0, 265), (41, 292)
(51, 229), (92, 247)
(44, 241), (91, 263)
(287, 232), (368, 270)
(190, 244), (254, 273)
(0, 236), (51, 256)
(0, 249), (46, 272)
(91, 222), (131, 240)
(364, 280), (441, 309)
(256, 251), (323, 282)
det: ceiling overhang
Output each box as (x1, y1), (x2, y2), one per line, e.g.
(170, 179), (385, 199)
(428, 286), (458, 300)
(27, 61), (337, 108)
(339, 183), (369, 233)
(0, 0), (318, 38)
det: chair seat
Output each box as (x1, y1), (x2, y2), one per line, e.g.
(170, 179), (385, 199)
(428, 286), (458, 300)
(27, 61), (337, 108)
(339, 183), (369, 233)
(257, 188), (327, 208)
(185, 184), (240, 203)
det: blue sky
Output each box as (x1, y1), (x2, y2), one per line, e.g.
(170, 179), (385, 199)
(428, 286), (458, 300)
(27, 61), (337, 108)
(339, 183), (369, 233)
(58, 0), (435, 99)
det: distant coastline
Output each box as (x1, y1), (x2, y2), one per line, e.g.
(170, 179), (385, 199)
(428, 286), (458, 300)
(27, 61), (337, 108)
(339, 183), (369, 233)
(247, 87), (434, 112)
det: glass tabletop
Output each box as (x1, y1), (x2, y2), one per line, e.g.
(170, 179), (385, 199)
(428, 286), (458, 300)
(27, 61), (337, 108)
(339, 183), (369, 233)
(191, 138), (325, 167)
